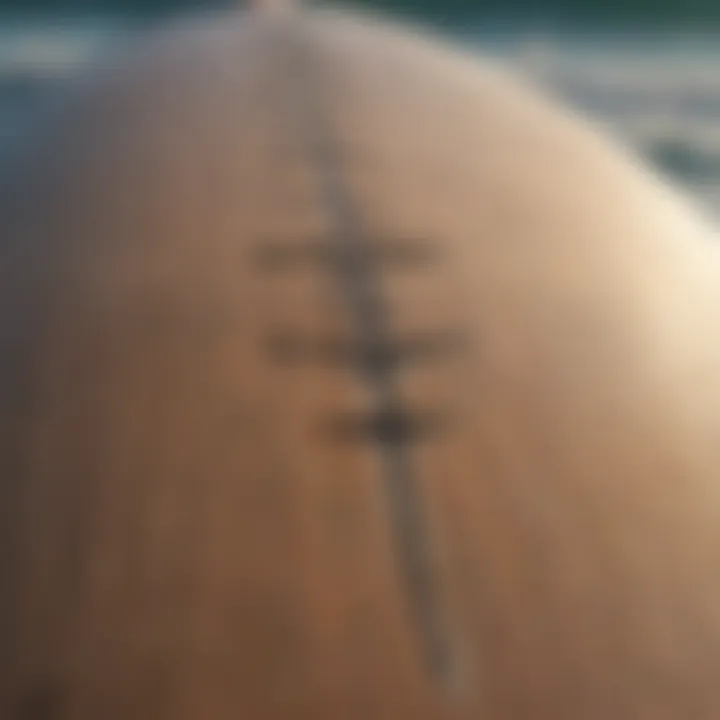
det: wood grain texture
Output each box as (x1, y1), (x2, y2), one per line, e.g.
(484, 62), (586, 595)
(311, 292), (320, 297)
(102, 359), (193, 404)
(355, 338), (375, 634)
(4, 5), (720, 718)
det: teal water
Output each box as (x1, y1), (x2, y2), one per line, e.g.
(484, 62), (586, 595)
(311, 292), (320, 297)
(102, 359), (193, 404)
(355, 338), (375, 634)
(2, 18), (720, 213)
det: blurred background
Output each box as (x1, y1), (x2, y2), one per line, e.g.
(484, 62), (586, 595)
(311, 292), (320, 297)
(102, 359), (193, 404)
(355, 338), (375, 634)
(2, 0), (720, 215)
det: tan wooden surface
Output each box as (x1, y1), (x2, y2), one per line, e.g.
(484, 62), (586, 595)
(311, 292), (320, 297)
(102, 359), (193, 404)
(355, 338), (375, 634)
(4, 5), (720, 718)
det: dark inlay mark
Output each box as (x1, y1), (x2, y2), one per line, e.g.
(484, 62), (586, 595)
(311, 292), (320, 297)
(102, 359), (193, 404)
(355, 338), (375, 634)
(326, 406), (451, 445)
(265, 329), (466, 370)
(254, 236), (438, 272)
(273, 19), (467, 694)
(13, 681), (66, 720)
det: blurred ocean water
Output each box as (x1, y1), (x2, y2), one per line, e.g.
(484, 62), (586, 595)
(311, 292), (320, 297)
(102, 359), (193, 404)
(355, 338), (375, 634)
(494, 32), (720, 217)
(0, 20), (130, 159)
(2, 18), (720, 217)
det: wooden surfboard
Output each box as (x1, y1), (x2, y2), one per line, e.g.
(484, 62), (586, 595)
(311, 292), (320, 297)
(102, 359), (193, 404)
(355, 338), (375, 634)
(4, 2), (720, 717)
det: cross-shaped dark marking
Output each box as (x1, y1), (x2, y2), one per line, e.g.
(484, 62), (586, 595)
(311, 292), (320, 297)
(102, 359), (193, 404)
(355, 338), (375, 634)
(254, 235), (439, 272)
(264, 328), (467, 370)
(260, 19), (469, 696)
(326, 405), (450, 445)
